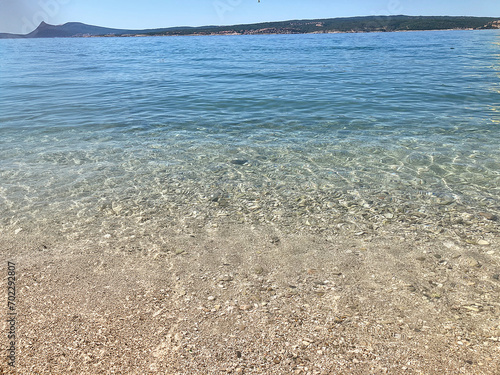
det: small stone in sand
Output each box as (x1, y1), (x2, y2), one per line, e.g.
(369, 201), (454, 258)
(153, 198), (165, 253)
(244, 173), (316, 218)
(270, 236), (280, 244)
(253, 266), (264, 275)
(464, 257), (481, 268)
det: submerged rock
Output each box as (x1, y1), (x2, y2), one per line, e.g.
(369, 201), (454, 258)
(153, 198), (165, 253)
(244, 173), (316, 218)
(230, 159), (248, 165)
(479, 212), (497, 221)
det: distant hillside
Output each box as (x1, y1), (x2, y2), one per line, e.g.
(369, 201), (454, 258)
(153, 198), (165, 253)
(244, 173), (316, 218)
(153, 15), (500, 36)
(25, 21), (135, 38)
(0, 21), (184, 39)
(1, 15), (499, 39)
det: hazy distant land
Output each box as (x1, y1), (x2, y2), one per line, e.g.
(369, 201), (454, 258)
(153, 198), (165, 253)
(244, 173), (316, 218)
(1, 15), (499, 39)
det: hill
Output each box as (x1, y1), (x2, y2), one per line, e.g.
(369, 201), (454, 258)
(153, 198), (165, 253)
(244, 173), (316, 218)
(0, 16), (499, 39)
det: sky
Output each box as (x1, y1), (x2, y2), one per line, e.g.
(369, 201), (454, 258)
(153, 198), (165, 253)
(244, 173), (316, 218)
(1, 0), (500, 34)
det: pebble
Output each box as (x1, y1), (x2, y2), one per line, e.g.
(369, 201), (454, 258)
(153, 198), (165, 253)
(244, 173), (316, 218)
(435, 197), (455, 205)
(464, 257), (481, 268)
(239, 304), (252, 311)
(477, 240), (490, 246)
(479, 212), (497, 221)
(230, 159), (248, 165)
(443, 241), (460, 250)
(218, 198), (229, 207)
(407, 285), (417, 292)
(208, 296), (216, 301)
(253, 266), (264, 275)
(463, 305), (481, 312)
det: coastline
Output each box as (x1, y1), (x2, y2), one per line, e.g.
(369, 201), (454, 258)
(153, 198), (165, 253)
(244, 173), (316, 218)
(1, 14), (499, 40)
(2, 222), (499, 373)
(55, 27), (495, 39)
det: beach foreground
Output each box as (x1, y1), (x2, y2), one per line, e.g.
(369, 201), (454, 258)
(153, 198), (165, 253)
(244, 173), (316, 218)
(1, 224), (499, 374)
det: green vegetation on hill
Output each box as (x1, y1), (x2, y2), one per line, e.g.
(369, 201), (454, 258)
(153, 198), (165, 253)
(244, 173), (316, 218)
(148, 15), (500, 36)
(1, 15), (499, 39)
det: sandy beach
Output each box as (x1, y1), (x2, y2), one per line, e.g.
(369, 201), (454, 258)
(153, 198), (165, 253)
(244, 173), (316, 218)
(1, 221), (499, 374)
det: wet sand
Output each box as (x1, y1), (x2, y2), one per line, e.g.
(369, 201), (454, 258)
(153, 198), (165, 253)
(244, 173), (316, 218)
(1, 223), (499, 374)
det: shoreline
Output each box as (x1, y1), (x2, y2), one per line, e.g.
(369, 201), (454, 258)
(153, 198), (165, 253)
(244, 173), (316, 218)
(4, 27), (494, 40)
(91, 28), (483, 38)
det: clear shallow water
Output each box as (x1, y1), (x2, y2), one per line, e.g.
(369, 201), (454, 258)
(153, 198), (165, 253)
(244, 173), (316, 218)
(0, 31), (499, 238)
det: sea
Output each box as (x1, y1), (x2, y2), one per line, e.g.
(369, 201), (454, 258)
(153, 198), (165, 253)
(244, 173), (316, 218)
(0, 30), (499, 241)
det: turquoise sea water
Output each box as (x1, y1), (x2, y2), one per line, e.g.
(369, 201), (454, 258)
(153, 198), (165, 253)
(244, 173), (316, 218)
(0, 30), (499, 238)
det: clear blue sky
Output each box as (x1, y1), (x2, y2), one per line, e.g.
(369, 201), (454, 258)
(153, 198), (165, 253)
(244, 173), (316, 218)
(2, 0), (500, 34)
